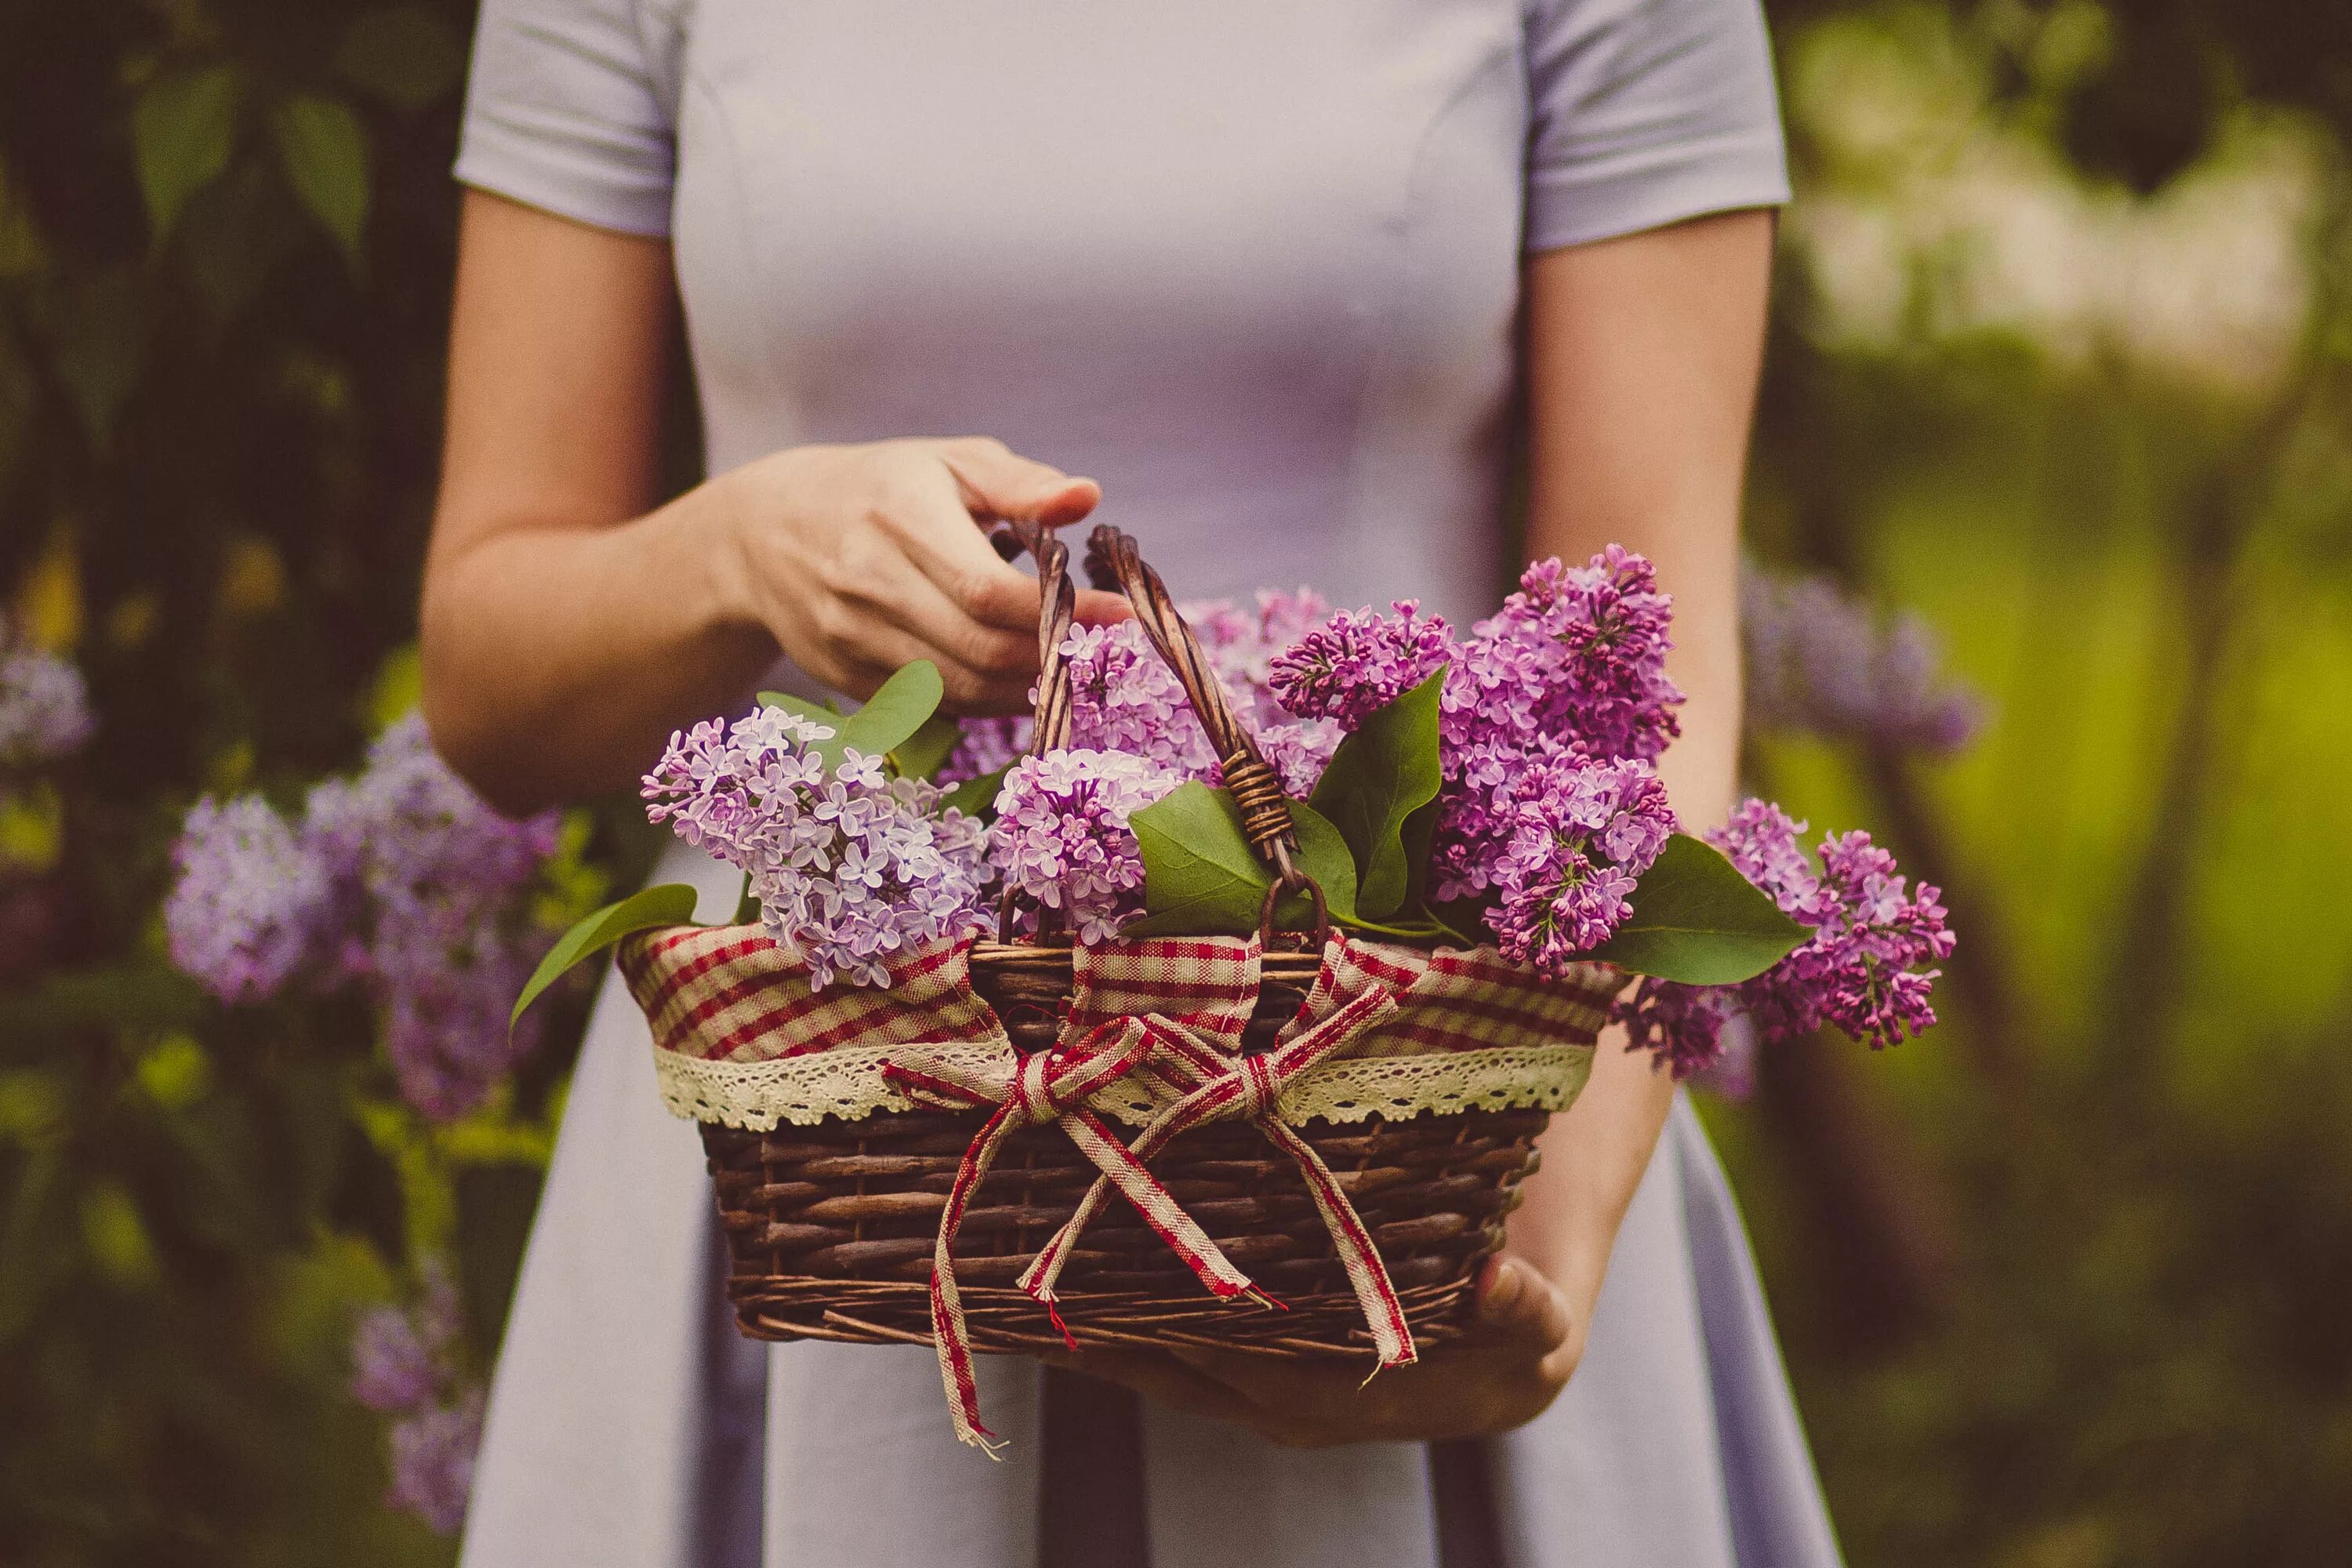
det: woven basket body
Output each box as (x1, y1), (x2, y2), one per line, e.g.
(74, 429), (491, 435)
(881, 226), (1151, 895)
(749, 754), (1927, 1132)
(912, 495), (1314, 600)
(626, 930), (1610, 1360)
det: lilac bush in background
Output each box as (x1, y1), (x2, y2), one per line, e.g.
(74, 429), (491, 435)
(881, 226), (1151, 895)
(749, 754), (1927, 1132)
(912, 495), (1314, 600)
(166, 714), (561, 1120)
(1743, 568), (1985, 756)
(0, 618), (95, 776)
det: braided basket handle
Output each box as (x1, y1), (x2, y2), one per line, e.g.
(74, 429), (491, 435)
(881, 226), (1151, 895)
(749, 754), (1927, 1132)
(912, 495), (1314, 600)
(1083, 524), (1328, 946)
(989, 520), (1328, 947)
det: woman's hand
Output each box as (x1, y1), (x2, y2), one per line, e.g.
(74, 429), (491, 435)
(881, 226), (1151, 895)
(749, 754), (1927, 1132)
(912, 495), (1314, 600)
(711, 436), (1127, 711)
(1043, 1253), (1584, 1448)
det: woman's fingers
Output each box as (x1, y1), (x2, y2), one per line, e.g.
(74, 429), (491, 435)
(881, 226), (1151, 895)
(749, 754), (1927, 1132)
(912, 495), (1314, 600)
(941, 437), (1102, 528)
(1472, 1254), (1573, 1354)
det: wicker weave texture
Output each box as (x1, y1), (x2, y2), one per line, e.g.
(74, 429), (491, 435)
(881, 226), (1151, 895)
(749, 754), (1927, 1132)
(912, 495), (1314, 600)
(707, 1105), (1547, 1355)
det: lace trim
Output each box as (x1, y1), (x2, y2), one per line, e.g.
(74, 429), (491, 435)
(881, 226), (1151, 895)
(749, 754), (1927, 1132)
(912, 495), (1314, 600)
(653, 1040), (1594, 1131)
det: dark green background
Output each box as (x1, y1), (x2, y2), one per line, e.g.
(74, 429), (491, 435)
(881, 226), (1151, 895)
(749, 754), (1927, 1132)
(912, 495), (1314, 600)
(3, 2), (2349, 1563)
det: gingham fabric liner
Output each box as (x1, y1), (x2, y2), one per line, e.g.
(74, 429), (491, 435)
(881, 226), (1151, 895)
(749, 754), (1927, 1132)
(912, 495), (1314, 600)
(619, 924), (1618, 1130)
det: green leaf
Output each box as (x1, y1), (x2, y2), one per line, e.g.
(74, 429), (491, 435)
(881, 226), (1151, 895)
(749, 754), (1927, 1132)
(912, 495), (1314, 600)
(133, 66), (245, 247)
(270, 96), (370, 270)
(836, 660), (945, 760)
(336, 7), (466, 111)
(510, 883), (701, 1028)
(1590, 834), (1808, 985)
(1125, 784), (1357, 937)
(944, 763), (1011, 822)
(891, 711), (962, 782)
(1308, 667), (1446, 920)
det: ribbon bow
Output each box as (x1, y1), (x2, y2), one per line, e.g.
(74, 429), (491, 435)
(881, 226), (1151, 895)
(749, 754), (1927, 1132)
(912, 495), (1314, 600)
(881, 1018), (1271, 1452)
(1017, 981), (1414, 1373)
(884, 960), (1412, 1453)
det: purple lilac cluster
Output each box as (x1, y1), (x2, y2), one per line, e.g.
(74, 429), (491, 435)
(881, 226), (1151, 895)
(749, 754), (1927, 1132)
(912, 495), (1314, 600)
(1266, 599), (1453, 731)
(990, 749), (1179, 942)
(0, 620), (96, 774)
(165, 717), (561, 1120)
(1444, 547), (1682, 765)
(642, 706), (994, 988)
(1618, 800), (1956, 1077)
(1743, 569), (1984, 756)
(1266, 552), (1685, 975)
(350, 1268), (482, 1536)
(1484, 755), (1676, 972)
(1187, 586), (1334, 728)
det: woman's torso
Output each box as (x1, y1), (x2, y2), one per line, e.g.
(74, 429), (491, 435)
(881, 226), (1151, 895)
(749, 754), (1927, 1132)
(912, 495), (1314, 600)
(667, 0), (1530, 622)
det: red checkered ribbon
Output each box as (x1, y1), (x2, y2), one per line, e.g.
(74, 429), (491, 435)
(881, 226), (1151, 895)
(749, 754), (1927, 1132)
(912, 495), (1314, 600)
(880, 1015), (1272, 1453)
(1017, 956), (1412, 1374)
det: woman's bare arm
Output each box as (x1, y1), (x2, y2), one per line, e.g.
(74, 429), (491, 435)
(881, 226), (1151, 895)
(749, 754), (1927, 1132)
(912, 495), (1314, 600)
(421, 191), (1116, 815)
(1052, 209), (1772, 1446)
(1508, 205), (1771, 1347)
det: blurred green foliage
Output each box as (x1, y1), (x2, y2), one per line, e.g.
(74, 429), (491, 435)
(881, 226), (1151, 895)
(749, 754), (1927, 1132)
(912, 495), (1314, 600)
(2, 1), (2350, 1565)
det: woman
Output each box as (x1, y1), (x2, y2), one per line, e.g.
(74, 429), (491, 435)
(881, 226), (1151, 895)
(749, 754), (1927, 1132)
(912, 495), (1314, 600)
(420, 2), (1840, 1564)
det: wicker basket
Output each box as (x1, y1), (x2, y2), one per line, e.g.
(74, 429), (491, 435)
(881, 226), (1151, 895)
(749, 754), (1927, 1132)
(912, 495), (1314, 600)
(621, 523), (1613, 1423)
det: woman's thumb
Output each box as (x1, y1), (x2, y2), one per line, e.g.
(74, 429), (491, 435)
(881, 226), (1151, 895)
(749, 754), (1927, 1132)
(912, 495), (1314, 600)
(942, 438), (1101, 527)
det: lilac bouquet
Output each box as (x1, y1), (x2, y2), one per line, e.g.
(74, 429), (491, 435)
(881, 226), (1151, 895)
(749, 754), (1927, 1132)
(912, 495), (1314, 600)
(527, 546), (1954, 1080)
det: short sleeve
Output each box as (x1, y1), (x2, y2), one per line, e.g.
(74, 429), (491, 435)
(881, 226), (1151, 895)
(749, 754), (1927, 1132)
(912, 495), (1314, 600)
(454, 0), (686, 237)
(1523, 0), (1791, 253)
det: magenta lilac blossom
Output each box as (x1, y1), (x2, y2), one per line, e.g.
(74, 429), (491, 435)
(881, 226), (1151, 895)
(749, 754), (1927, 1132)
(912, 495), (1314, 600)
(1443, 547), (1682, 766)
(1480, 753), (1675, 975)
(1267, 599), (1455, 731)
(1618, 800), (1955, 1076)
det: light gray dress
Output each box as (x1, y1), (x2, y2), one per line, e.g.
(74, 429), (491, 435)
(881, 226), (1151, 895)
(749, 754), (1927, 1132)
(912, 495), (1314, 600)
(452, 2), (1837, 1563)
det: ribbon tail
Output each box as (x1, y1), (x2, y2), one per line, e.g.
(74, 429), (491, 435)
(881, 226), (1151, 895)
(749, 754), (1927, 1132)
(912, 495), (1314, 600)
(1018, 1091), (1207, 1308)
(1261, 1119), (1417, 1368)
(1061, 1109), (1260, 1301)
(933, 1103), (1019, 1451)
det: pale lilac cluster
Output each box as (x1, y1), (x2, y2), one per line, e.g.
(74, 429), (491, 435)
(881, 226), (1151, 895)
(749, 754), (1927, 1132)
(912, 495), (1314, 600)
(641, 706), (994, 988)
(350, 1268), (482, 1536)
(165, 796), (338, 1002)
(387, 1394), (485, 1536)
(165, 717), (561, 1120)
(1743, 570), (1984, 756)
(989, 749), (1179, 942)
(1255, 715), (1345, 798)
(1619, 800), (1955, 1077)
(1483, 755), (1676, 972)
(1060, 620), (1223, 777)
(1064, 606), (1345, 786)
(1265, 599), (1454, 731)
(0, 622), (96, 773)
